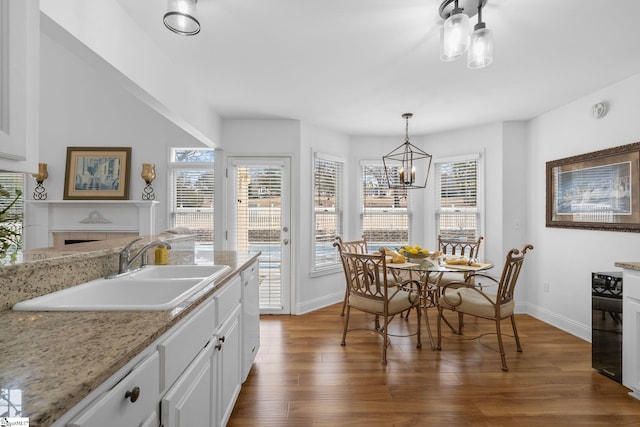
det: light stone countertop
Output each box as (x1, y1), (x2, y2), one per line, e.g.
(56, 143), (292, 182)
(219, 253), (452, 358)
(614, 261), (640, 271)
(0, 250), (259, 427)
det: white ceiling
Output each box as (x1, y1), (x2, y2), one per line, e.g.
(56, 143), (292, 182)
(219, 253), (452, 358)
(115, 0), (640, 136)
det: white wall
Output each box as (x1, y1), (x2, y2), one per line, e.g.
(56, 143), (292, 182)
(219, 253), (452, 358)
(32, 30), (206, 238)
(526, 72), (640, 341)
(40, 3), (221, 147)
(298, 123), (351, 313)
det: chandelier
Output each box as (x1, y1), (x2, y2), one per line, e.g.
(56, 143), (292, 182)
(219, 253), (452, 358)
(383, 113), (432, 190)
(439, 0), (493, 69)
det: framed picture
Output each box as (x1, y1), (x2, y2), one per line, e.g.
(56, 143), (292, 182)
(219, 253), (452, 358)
(546, 142), (640, 232)
(64, 147), (131, 200)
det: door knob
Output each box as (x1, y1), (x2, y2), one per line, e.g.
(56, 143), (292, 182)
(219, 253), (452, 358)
(283, 226), (288, 232)
(283, 239), (289, 245)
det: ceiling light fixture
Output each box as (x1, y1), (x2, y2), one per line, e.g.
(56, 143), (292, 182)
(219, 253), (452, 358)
(164, 0), (201, 36)
(439, 0), (492, 69)
(383, 113), (432, 190)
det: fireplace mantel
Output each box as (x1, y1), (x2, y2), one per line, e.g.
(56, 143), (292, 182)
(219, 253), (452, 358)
(25, 200), (159, 249)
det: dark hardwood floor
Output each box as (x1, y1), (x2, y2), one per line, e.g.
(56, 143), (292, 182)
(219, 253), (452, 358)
(228, 304), (640, 426)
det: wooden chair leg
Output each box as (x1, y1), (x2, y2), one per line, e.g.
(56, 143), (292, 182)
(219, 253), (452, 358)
(457, 312), (464, 334)
(436, 306), (443, 350)
(415, 302), (422, 349)
(381, 314), (388, 364)
(495, 318), (508, 371)
(341, 305), (350, 346)
(511, 315), (523, 352)
(340, 288), (348, 316)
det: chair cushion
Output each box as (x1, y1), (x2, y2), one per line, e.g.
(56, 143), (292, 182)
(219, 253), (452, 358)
(439, 288), (514, 318)
(429, 271), (466, 286)
(349, 288), (418, 315)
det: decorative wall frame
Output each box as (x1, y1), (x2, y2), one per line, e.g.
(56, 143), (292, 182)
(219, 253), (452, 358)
(64, 147), (131, 200)
(546, 142), (640, 232)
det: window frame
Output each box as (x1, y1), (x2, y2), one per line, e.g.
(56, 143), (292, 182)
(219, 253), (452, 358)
(359, 159), (413, 249)
(167, 148), (215, 243)
(433, 153), (484, 248)
(311, 151), (344, 276)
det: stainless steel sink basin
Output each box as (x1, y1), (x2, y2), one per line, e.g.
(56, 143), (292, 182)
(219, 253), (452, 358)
(12, 264), (231, 311)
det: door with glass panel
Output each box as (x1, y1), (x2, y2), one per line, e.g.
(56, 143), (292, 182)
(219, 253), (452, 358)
(227, 157), (291, 314)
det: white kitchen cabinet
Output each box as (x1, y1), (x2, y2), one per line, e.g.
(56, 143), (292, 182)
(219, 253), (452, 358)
(61, 266), (252, 427)
(215, 276), (243, 427)
(158, 299), (216, 393)
(69, 352), (160, 427)
(241, 260), (260, 382)
(161, 339), (216, 427)
(0, 0), (39, 173)
(622, 268), (640, 399)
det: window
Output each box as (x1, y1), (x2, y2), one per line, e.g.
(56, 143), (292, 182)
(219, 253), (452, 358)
(0, 172), (24, 263)
(360, 161), (411, 248)
(435, 154), (481, 240)
(169, 148), (214, 243)
(312, 152), (343, 273)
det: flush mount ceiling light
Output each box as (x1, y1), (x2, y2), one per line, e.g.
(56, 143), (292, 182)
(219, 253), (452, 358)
(439, 0), (493, 69)
(383, 113), (433, 190)
(164, 0), (201, 36)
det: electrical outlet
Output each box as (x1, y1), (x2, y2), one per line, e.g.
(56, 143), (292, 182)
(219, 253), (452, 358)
(543, 281), (550, 293)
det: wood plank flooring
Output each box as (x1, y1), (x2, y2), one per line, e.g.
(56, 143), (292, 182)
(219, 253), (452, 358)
(228, 304), (640, 426)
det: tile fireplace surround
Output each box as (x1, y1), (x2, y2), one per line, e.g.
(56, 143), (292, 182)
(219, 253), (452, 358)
(25, 200), (158, 249)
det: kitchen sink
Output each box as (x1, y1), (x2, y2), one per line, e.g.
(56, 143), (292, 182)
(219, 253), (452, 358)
(12, 264), (231, 311)
(126, 264), (229, 280)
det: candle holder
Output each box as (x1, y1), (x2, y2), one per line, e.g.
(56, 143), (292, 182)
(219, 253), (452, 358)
(31, 163), (48, 200)
(141, 163), (156, 200)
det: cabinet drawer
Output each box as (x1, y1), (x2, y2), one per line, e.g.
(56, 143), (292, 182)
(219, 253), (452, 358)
(216, 275), (242, 324)
(69, 352), (160, 427)
(161, 340), (214, 427)
(158, 299), (216, 392)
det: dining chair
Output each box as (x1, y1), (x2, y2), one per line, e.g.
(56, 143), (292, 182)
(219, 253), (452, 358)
(339, 248), (422, 364)
(436, 243), (534, 371)
(334, 236), (369, 316)
(433, 235), (484, 285)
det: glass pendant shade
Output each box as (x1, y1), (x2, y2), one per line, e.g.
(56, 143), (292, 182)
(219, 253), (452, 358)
(441, 11), (470, 61)
(164, 0), (200, 36)
(468, 24), (493, 69)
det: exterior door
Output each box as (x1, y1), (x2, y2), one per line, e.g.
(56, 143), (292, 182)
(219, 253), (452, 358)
(227, 157), (291, 314)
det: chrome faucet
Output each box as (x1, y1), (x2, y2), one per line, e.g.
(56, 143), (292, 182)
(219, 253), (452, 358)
(118, 237), (172, 274)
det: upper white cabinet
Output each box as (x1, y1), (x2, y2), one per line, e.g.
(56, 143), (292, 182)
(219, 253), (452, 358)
(0, 0), (39, 173)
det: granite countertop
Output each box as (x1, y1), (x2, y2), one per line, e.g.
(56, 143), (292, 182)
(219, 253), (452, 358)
(0, 250), (259, 426)
(614, 261), (640, 271)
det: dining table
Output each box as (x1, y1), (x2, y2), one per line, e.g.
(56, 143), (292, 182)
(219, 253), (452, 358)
(386, 255), (494, 350)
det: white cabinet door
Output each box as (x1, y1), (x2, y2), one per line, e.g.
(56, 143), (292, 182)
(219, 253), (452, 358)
(217, 305), (242, 427)
(0, 0), (39, 172)
(161, 341), (215, 427)
(623, 268), (640, 399)
(69, 353), (160, 427)
(241, 260), (260, 382)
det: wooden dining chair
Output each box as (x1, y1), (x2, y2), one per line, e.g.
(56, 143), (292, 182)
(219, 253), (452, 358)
(436, 244), (534, 371)
(334, 236), (369, 316)
(339, 248), (422, 364)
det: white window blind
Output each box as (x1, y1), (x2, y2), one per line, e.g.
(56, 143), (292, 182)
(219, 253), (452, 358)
(361, 162), (411, 249)
(234, 165), (283, 309)
(435, 156), (479, 240)
(169, 149), (214, 242)
(313, 153), (343, 273)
